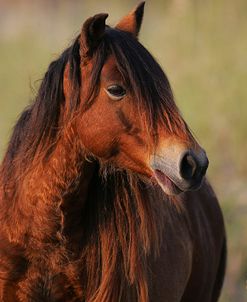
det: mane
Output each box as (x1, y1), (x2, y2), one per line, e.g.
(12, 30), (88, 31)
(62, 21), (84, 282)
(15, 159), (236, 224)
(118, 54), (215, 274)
(0, 27), (186, 302)
(1, 37), (81, 189)
(75, 163), (167, 301)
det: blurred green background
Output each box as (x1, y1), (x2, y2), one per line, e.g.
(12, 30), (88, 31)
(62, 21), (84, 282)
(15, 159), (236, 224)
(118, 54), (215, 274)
(0, 0), (246, 301)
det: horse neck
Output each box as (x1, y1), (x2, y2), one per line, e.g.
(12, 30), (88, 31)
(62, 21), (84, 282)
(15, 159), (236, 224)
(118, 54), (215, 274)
(1, 121), (167, 302)
(3, 124), (95, 248)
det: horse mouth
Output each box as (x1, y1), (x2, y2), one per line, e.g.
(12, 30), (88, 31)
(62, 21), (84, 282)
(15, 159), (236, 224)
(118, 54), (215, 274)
(153, 169), (182, 195)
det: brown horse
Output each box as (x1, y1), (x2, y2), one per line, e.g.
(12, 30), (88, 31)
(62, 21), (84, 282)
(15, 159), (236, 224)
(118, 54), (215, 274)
(0, 2), (226, 302)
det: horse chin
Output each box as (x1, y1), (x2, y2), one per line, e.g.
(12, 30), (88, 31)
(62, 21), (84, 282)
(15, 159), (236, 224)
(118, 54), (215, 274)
(153, 169), (182, 196)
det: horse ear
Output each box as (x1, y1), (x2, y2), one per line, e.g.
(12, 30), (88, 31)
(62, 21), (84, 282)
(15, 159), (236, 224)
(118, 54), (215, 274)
(80, 13), (108, 59)
(115, 1), (145, 37)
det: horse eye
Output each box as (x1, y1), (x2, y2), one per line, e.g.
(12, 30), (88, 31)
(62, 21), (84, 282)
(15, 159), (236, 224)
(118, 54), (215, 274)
(106, 85), (126, 100)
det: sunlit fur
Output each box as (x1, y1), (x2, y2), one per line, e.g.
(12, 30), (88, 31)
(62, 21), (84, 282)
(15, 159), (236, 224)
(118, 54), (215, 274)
(0, 25), (225, 302)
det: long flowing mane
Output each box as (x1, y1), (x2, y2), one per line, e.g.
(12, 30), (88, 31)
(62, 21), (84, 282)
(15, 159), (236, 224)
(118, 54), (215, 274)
(1, 38), (81, 188)
(0, 28), (189, 301)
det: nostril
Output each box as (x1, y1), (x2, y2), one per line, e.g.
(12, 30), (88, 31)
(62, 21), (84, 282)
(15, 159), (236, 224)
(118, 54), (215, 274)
(180, 153), (197, 180)
(201, 156), (209, 177)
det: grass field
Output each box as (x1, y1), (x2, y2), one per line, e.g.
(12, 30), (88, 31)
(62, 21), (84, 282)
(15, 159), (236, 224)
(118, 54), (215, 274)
(0, 1), (247, 300)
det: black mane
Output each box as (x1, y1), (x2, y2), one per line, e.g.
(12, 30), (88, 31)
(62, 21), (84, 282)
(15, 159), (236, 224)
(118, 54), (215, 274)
(1, 37), (81, 181)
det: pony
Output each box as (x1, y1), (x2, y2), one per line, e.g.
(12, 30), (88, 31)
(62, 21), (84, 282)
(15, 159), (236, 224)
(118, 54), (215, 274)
(0, 2), (226, 301)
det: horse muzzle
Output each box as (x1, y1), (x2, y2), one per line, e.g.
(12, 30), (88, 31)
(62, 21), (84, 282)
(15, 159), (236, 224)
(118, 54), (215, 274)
(150, 146), (209, 195)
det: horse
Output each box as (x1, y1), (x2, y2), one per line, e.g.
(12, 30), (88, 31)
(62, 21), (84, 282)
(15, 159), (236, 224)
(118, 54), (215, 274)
(0, 2), (226, 301)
